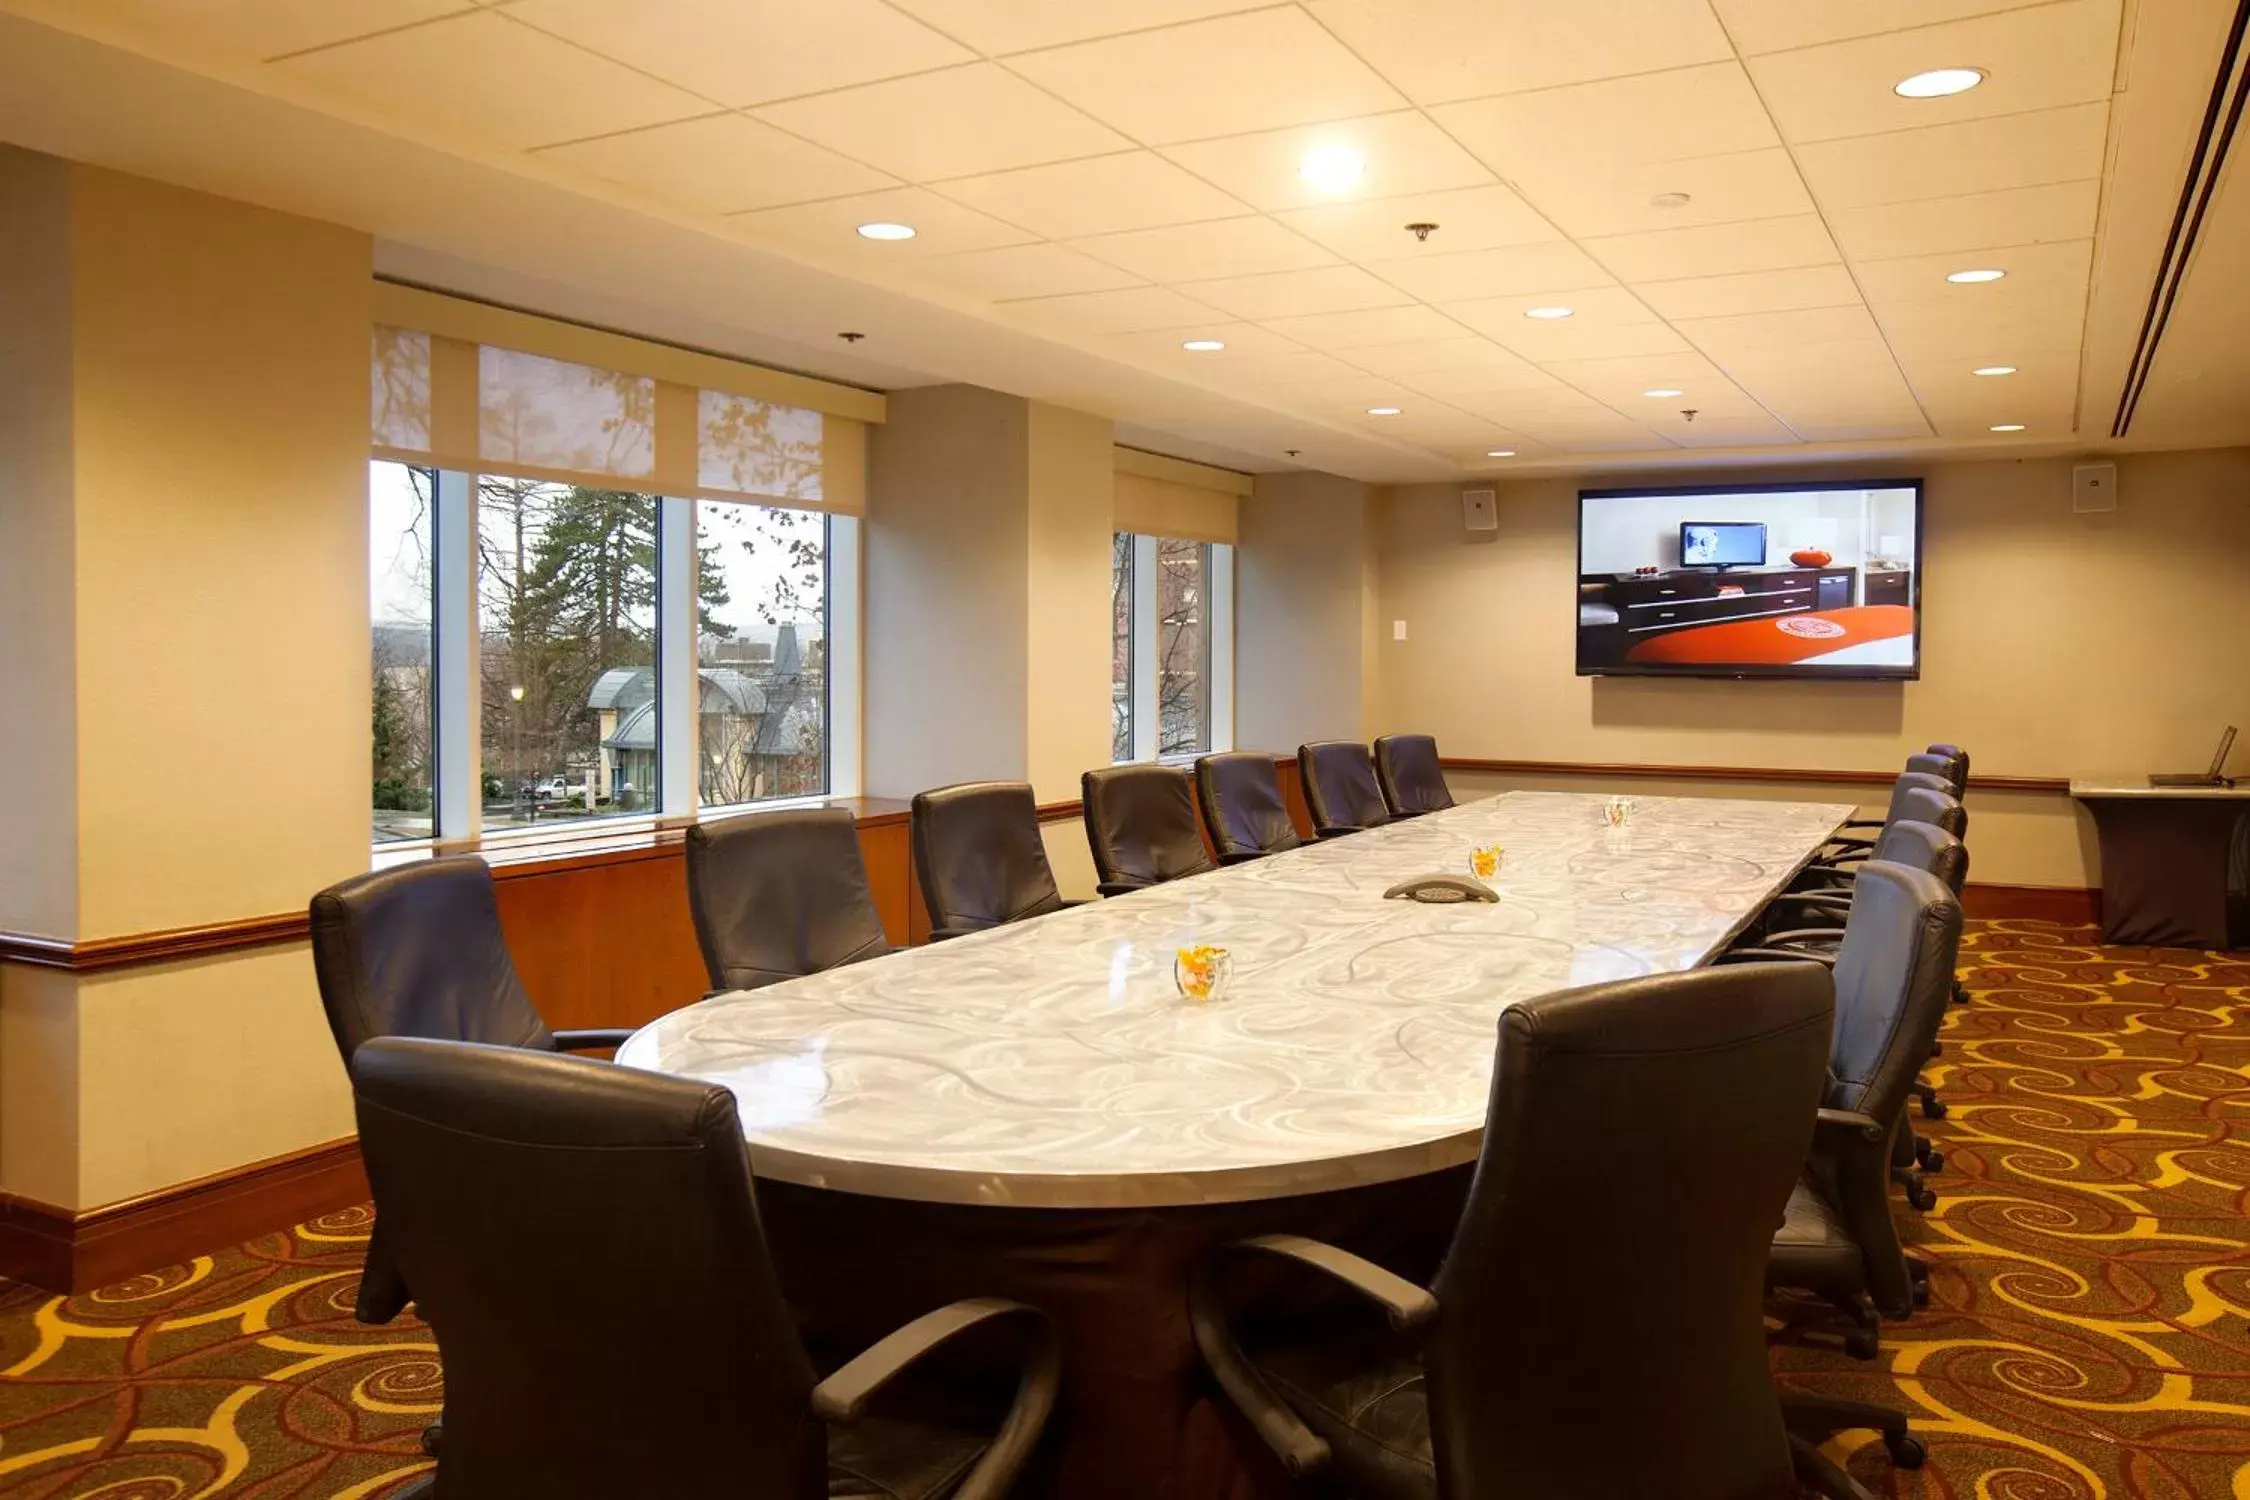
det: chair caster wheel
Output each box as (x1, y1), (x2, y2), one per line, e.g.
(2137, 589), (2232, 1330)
(1923, 1149), (1945, 1173)
(1884, 1432), (1928, 1470)
(421, 1423), (443, 1457)
(1924, 1098), (1949, 1120)
(1912, 1280), (1931, 1309)
(1844, 1329), (1879, 1360)
(1909, 1186), (1938, 1211)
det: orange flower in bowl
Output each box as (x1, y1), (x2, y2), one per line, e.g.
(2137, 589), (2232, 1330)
(1174, 944), (1233, 1003)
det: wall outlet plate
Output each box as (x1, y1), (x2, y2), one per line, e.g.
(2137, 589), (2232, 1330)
(1462, 488), (1498, 532)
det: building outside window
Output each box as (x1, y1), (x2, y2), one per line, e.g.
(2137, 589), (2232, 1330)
(695, 499), (829, 806)
(1111, 533), (1235, 764)
(370, 460), (435, 843)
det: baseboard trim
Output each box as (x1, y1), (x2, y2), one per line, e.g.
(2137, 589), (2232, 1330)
(0, 1137), (367, 1294)
(1961, 884), (2101, 924)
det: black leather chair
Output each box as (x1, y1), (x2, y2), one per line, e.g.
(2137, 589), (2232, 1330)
(1727, 862), (1963, 1359)
(1190, 961), (1919, 1499)
(1804, 785), (1963, 885)
(1927, 742), (1971, 780)
(911, 782), (1074, 941)
(1081, 764), (1215, 897)
(1194, 753), (1305, 865)
(686, 807), (892, 993)
(1297, 741), (1391, 838)
(1905, 751), (1967, 796)
(1372, 734), (1453, 818)
(351, 1037), (1058, 1500)
(309, 857), (632, 1327)
(1822, 769), (1957, 851)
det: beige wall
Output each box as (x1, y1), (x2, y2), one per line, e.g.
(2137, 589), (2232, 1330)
(1237, 470), (1377, 752)
(1372, 449), (2250, 887)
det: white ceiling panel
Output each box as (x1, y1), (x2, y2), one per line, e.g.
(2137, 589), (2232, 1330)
(1441, 284), (1664, 336)
(1669, 411), (1801, 445)
(751, 63), (1129, 180)
(1000, 285), (1227, 335)
(1071, 217), (1339, 282)
(1633, 264), (1862, 320)
(1399, 360), (1569, 398)
(1675, 303), (1884, 353)
(1827, 179), (2100, 260)
(90, 0), (472, 60)
(1160, 111), (1494, 212)
(1538, 349), (1743, 404)
(1178, 264), (1411, 320)
(1211, 349), (1371, 385)
(1507, 415), (1677, 451)
(1851, 237), (2093, 306)
(729, 185), (1037, 257)
(1787, 418), (1936, 442)
(933, 152), (1249, 240)
(539, 113), (898, 214)
(506, 0), (972, 107)
(1581, 215), (1842, 281)
(1503, 148), (1817, 238)
(1708, 337), (1913, 380)
(1714, 0), (2060, 58)
(1481, 318), (1695, 363)
(1275, 184), (1562, 262)
(276, 10), (707, 149)
(1007, 8), (1405, 144)
(910, 242), (1145, 300)
(881, 0), (1273, 55)
(1343, 336), (1542, 378)
(1274, 372), (1423, 415)
(1794, 103), (2109, 209)
(1370, 242), (1616, 303)
(1431, 62), (1779, 174)
(1304, 0), (1733, 104)
(1258, 304), (1473, 351)
(1748, 0), (2124, 146)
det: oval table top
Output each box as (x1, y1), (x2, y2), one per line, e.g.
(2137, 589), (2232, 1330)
(617, 790), (1851, 1209)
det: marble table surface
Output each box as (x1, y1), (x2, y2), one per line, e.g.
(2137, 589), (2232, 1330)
(618, 791), (1852, 1208)
(2070, 778), (2248, 798)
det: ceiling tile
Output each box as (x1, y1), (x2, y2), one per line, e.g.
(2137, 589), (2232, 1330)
(1276, 184), (1561, 262)
(933, 152), (1249, 239)
(1343, 337), (1544, 378)
(1070, 216), (1339, 282)
(910, 242), (1145, 299)
(1634, 264), (1862, 320)
(1506, 414), (1675, 452)
(1432, 63), (1779, 175)
(1795, 102), (2108, 210)
(751, 63), (1128, 179)
(1504, 148), (1816, 238)
(276, 10), (708, 148)
(1485, 319), (1694, 362)
(1441, 284), (1664, 339)
(1160, 111), (1494, 213)
(1668, 412), (1801, 446)
(1748, 0), (2123, 146)
(1713, 0), (2060, 56)
(1304, 0), (1732, 104)
(1871, 299), (2088, 355)
(1259, 304), (1474, 350)
(1177, 265), (1411, 321)
(538, 113), (898, 213)
(1456, 386), (1631, 421)
(729, 185), (1036, 256)
(1581, 215), (1841, 281)
(1371, 242), (1615, 303)
(1706, 335), (1903, 375)
(1827, 179), (2099, 260)
(1538, 349), (1738, 404)
(98, 0), (471, 59)
(1676, 303), (1884, 353)
(1007, 8), (1405, 144)
(1273, 372), (1423, 414)
(1788, 418), (1934, 441)
(1399, 359), (1568, 398)
(1000, 285), (1225, 335)
(505, 0), (971, 107)
(1209, 349), (1370, 385)
(1851, 237), (2093, 306)
(881, 0), (1272, 54)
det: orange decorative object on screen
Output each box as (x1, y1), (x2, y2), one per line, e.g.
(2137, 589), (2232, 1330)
(1789, 547), (1833, 566)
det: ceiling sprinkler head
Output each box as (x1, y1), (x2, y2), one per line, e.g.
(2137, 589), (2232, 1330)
(1285, 448), (1302, 458)
(838, 331), (865, 342)
(1405, 221), (1438, 242)
(1682, 409), (1699, 422)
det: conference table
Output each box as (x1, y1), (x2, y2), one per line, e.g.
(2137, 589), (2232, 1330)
(619, 790), (1852, 1498)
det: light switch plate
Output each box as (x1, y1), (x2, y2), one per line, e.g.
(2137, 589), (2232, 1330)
(1393, 619), (1408, 641)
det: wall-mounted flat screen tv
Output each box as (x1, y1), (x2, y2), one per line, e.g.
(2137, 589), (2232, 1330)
(1577, 480), (1923, 680)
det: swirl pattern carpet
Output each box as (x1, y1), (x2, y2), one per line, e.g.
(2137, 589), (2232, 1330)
(0, 919), (2243, 1498)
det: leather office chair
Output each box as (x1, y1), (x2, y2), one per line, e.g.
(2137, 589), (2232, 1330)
(1727, 861), (1963, 1359)
(1191, 962), (1922, 1500)
(685, 807), (892, 994)
(1805, 785), (1963, 883)
(1081, 764), (1215, 897)
(1905, 751), (1967, 796)
(1927, 742), (1971, 781)
(351, 1037), (1059, 1500)
(309, 857), (633, 1327)
(1822, 769), (1957, 851)
(1297, 741), (1392, 839)
(1372, 733), (1454, 818)
(1194, 753), (1305, 865)
(911, 782), (1075, 941)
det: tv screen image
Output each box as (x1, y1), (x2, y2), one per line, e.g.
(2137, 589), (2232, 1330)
(1577, 480), (1923, 680)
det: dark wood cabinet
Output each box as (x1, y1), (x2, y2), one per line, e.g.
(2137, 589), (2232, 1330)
(1578, 566), (1884, 669)
(1864, 569), (1913, 607)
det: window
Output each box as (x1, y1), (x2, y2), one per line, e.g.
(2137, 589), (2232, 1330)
(1111, 533), (1235, 763)
(370, 461), (435, 842)
(696, 499), (829, 806)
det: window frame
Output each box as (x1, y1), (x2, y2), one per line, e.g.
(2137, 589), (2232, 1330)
(1113, 531), (1235, 766)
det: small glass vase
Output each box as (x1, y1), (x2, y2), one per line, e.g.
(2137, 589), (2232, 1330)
(1174, 945), (1233, 1004)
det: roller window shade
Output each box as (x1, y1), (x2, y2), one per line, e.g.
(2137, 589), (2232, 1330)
(1114, 472), (1239, 545)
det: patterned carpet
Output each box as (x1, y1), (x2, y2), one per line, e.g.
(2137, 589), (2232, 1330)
(0, 920), (2243, 1498)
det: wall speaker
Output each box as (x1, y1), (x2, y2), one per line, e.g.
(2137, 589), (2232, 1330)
(2072, 462), (2118, 513)
(1462, 488), (1498, 532)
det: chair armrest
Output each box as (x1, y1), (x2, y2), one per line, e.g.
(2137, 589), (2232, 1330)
(812, 1298), (1059, 1500)
(1715, 947), (1836, 968)
(926, 926), (979, 943)
(1814, 1107), (1888, 1146)
(1057, 898), (1095, 909)
(1222, 1234), (1438, 1332)
(1313, 825), (1363, 840)
(1216, 849), (1266, 866)
(551, 1028), (633, 1051)
(1095, 880), (1148, 898)
(1765, 891), (1851, 914)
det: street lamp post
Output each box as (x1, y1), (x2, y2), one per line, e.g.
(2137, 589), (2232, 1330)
(509, 683), (526, 823)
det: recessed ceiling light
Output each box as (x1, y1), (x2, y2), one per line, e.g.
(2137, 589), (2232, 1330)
(1524, 305), (1574, 320)
(1367, 405), (1401, 416)
(1990, 423), (2026, 432)
(1946, 267), (2006, 284)
(1643, 388), (1685, 399)
(1650, 191), (1692, 209)
(1973, 365), (2017, 376)
(855, 221), (915, 241)
(1895, 67), (1985, 99)
(1181, 339), (1225, 352)
(1298, 143), (1365, 193)
(1486, 449), (1516, 458)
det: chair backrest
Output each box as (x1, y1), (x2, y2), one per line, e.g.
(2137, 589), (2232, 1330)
(1427, 963), (1833, 1498)
(1903, 751), (1967, 795)
(1081, 765), (1215, 891)
(1373, 733), (1455, 817)
(1194, 753), (1304, 862)
(1882, 769), (1955, 825)
(911, 781), (1065, 934)
(1926, 742), (1971, 780)
(1893, 784), (1966, 838)
(1827, 860), (1964, 1124)
(351, 1038), (820, 1496)
(308, 858), (552, 1060)
(1871, 818), (1969, 896)
(1297, 741), (1391, 834)
(685, 808), (891, 992)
